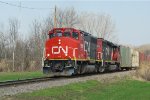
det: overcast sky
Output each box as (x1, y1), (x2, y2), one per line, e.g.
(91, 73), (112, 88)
(0, 0), (150, 46)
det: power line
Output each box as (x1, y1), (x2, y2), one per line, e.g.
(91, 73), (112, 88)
(0, 1), (54, 10)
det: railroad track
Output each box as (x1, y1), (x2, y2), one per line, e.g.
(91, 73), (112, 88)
(0, 73), (111, 87)
(0, 76), (54, 87)
(0, 70), (133, 87)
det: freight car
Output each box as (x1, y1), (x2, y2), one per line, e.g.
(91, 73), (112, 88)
(139, 52), (150, 64)
(42, 28), (139, 76)
(120, 46), (139, 70)
(131, 48), (139, 68)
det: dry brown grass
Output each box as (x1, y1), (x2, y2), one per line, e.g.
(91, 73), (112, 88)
(0, 59), (41, 72)
(0, 59), (10, 72)
(135, 62), (150, 81)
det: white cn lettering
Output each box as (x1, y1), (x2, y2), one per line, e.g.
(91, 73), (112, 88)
(73, 48), (78, 57)
(52, 46), (68, 56)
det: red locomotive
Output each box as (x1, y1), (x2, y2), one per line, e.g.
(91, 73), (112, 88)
(43, 28), (120, 76)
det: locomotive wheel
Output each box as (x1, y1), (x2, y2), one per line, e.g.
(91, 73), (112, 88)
(75, 65), (81, 74)
(98, 66), (105, 73)
(74, 61), (83, 75)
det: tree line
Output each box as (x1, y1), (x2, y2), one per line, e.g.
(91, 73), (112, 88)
(0, 7), (116, 72)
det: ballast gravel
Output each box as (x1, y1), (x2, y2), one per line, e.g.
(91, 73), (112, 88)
(0, 71), (135, 97)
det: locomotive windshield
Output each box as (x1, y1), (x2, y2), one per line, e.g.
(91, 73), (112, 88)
(55, 32), (62, 37)
(64, 32), (71, 37)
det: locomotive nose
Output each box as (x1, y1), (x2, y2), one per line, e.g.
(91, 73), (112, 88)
(58, 39), (61, 45)
(51, 38), (69, 58)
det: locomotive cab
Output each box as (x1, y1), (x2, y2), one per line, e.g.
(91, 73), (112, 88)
(43, 28), (85, 76)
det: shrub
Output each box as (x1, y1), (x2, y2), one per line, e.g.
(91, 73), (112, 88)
(136, 63), (150, 81)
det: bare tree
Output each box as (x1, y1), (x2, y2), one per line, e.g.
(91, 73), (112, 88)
(0, 23), (6, 60)
(31, 19), (42, 54)
(0, 29), (4, 60)
(77, 13), (117, 42)
(28, 19), (43, 70)
(41, 17), (53, 46)
(59, 7), (79, 27)
(51, 7), (79, 28)
(8, 18), (20, 71)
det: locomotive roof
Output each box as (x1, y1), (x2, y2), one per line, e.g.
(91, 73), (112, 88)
(98, 38), (119, 47)
(80, 30), (119, 47)
(49, 28), (119, 47)
(49, 28), (80, 34)
(80, 30), (97, 39)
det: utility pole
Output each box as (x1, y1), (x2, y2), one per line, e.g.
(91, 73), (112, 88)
(54, 5), (57, 28)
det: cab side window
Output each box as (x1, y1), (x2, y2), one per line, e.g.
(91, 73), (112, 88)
(49, 33), (55, 39)
(72, 32), (79, 39)
(64, 32), (71, 37)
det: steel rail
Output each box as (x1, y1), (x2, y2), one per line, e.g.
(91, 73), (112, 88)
(0, 76), (54, 87)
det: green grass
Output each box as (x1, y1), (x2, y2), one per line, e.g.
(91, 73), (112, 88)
(3, 79), (150, 100)
(0, 71), (45, 82)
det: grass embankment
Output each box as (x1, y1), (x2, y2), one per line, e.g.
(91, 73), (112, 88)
(4, 80), (150, 100)
(0, 71), (44, 82)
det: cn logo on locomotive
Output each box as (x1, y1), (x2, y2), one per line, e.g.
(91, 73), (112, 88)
(52, 46), (68, 56)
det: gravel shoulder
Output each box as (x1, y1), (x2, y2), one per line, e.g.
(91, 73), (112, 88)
(0, 71), (135, 97)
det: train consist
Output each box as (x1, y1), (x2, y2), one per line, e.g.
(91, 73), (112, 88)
(42, 28), (141, 76)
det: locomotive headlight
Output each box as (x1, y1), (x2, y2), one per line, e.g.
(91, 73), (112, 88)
(47, 54), (50, 57)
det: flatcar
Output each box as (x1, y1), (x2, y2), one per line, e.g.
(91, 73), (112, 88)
(42, 28), (139, 76)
